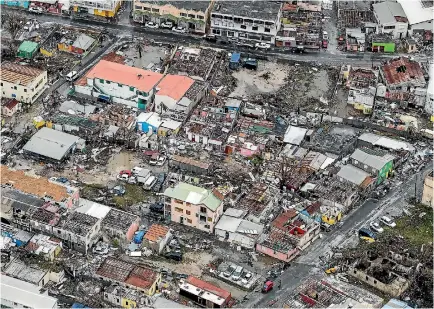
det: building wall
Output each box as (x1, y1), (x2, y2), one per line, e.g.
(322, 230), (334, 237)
(348, 268), (409, 297)
(210, 8), (282, 44)
(155, 94), (177, 113)
(0, 0), (30, 8)
(1, 70), (47, 104)
(169, 198), (223, 233)
(126, 222), (140, 242)
(379, 22), (408, 39)
(422, 173), (434, 206)
(133, 1), (210, 33)
(72, 0), (121, 16)
(2, 103), (20, 117)
(372, 42), (396, 53)
(255, 244), (299, 262)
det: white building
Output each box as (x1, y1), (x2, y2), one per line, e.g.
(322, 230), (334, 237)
(74, 60), (163, 110)
(1, 275), (58, 309)
(1, 62), (47, 105)
(210, 1), (282, 44)
(397, 0), (434, 35)
(373, 1), (408, 39)
(154, 74), (195, 113)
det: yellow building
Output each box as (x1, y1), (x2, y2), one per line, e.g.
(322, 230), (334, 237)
(133, 0), (213, 34)
(321, 207), (342, 225)
(72, 0), (121, 17)
(347, 89), (375, 115)
(104, 285), (149, 308)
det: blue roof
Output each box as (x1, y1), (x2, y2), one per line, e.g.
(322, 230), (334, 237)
(382, 299), (412, 309)
(230, 53), (241, 63)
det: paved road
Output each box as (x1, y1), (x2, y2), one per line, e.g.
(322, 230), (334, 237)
(240, 164), (432, 308)
(6, 8), (431, 66)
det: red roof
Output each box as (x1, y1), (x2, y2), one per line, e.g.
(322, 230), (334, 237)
(3, 99), (19, 110)
(144, 224), (170, 242)
(156, 74), (194, 100)
(125, 266), (157, 290)
(381, 57), (425, 86)
(272, 209), (298, 231)
(84, 60), (163, 92)
(187, 276), (231, 301)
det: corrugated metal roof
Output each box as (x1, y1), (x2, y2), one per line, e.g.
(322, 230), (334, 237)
(351, 148), (394, 170)
(164, 182), (221, 211)
(337, 164), (371, 186)
(72, 34), (95, 51)
(373, 1), (407, 25)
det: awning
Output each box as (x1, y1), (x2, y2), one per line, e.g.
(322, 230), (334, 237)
(98, 94), (110, 101)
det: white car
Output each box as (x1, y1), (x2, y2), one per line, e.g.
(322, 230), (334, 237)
(132, 166), (143, 175)
(160, 21), (173, 29)
(380, 216), (396, 227)
(156, 156), (167, 166)
(370, 222), (384, 233)
(127, 176), (137, 184)
(29, 7), (43, 14)
(172, 26), (187, 33)
(255, 42), (271, 49)
(117, 174), (129, 181)
(145, 22), (159, 29)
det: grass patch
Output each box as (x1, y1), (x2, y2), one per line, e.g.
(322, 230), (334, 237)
(81, 183), (105, 199)
(111, 184), (151, 207)
(384, 204), (433, 246)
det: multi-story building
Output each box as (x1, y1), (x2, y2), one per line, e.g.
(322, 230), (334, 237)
(0, 62), (47, 105)
(422, 171), (433, 207)
(164, 182), (224, 233)
(373, 1), (408, 39)
(133, 1), (213, 34)
(74, 60), (163, 110)
(209, 1), (282, 44)
(71, 0), (121, 18)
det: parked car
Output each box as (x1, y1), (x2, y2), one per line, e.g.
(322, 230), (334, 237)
(132, 166), (144, 175)
(172, 26), (187, 33)
(165, 251), (183, 262)
(156, 156), (167, 166)
(150, 202), (164, 214)
(143, 176), (157, 190)
(359, 227), (376, 242)
(370, 221), (384, 233)
(119, 170), (132, 177)
(127, 176), (137, 184)
(231, 266), (244, 281)
(160, 21), (173, 29)
(111, 185), (125, 196)
(65, 71), (78, 82)
(380, 216), (396, 227)
(149, 154), (159, 165)
(117, 173), (129, 181)
(29, 7), (43, 14)
(262, 280), (274, 293)
(223, 264), (236, 277)
(203, 34), (217, 42)
(255, 42), (271, 49)
(145, 21), (159, 29)
(237, 42), (254, 49)
(152, 173), (166, 192)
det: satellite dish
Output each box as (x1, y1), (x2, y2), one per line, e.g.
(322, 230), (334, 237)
(67, 109), (76, 115)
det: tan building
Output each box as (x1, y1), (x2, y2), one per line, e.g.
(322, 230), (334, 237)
(422, 172), (433, 206)
(0, 62), (47, 105)
(71, 0), (121, 18)
(133, 1), (213, 33)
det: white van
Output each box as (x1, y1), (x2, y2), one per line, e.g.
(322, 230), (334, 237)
(143, 176), (157, 190)
(231, 266), (243, 281)
(66, 71), (78, 81)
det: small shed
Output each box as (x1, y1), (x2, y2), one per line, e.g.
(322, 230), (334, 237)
(17, 41), (39, 59)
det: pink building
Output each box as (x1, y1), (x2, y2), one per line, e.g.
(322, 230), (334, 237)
(164, 182), (224, 233)
(256, 209), (321, 262)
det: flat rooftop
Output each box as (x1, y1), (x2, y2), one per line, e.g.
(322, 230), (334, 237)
(153, 1), (211, 12)
(213, 1), (282, 21)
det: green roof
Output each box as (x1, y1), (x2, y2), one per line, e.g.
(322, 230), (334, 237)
(18, 41), (39, 53)
(164, 182), (222, 211)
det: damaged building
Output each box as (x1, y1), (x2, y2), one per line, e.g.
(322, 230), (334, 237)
(380, 57), (426, 92)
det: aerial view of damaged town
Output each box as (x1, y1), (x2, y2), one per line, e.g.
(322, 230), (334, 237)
(0, 0), (433, 308)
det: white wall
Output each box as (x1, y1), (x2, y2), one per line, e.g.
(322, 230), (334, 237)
(155, 94), (177, 113)
(2, 71), (47, 104)
(380, 22), (408, 39)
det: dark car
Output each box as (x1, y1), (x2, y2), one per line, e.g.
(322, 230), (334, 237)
(150, 202), (164, 214)
(165, 251), (183, 262)
(152, 173), (166, 192)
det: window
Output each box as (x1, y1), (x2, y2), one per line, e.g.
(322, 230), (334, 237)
(265, 28), (271, 33)
(207, 217), (212, 222)
(384, 25), (395, 30)
(24, 89), (27, 92)
(186, 210), (191, 215)
(188, 14), (195, 18)
(374, 280), (377, 284)
(118, 83), (122, 87)
(200, 215), (206, 222)
(365, 276), (369, 281)
(187, 219), (192, 223)
(354, 270), (357, 274)
(0, 83), (2, 86)
(152, 8), (159, 12)
(228, 31), (234, 37)
(57, 230), (61, 234)
(142, 6), (150, 11)
(200, 206), (207, 213)
(212, 29), (220, 35)
(126, 301), (129, 306)
(241, 25), (246, 29)
(117, 298), (120, 303)
(197, 15), (204, 20)
(252, 26), (258, 31)
(13, 86), (17, 90)
(185, 202), (191, 207)
(106, 81), (111, 84)
(234, 17), (243, 23)
(175, 207), (183, 213)
(135, 5), (141, 9)
(129, 86), (134, 91)
(239, 33), (246, 38)
(175, 199), (183, 204)
(100, 79), (104, 83)
(205, 224), (210, 229)
(180, 12), (187, 17)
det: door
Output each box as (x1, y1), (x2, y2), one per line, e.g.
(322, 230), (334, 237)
(180, 217), (184, 224)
